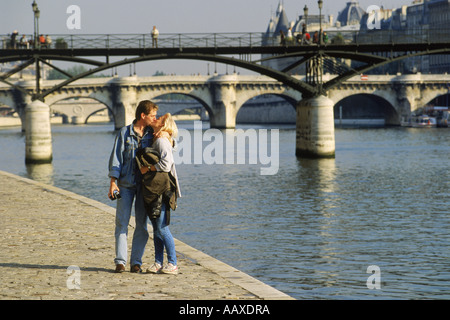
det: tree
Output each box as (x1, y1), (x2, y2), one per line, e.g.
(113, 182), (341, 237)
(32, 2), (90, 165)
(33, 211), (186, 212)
(47, 65), (109, 80)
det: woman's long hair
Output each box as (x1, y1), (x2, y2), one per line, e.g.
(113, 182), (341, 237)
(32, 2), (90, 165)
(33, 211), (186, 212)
(159, 113), (178, 138)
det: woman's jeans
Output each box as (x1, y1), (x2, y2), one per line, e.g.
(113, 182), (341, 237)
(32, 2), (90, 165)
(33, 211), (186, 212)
(150, 202), (177, 266)
(114, 185), (149, 267)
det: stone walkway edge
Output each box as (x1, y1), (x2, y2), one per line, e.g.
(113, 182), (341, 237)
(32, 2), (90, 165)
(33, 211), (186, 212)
(0, 170), (294, 300)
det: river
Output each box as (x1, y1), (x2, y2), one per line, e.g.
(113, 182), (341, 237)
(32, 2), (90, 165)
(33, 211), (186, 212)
(0, 121), (449, 299)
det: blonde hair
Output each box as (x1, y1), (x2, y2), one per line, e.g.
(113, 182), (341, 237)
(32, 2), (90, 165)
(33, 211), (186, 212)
(159, 113), (178, 138)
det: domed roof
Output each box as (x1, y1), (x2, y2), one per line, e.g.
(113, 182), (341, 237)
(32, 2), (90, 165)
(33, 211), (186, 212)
(337, 1), (366, 26)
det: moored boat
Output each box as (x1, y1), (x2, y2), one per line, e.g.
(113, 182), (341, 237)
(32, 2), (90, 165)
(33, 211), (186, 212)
(411, 115), (437, 127)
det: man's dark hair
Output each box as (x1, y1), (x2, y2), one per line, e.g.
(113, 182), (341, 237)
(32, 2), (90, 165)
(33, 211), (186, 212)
(135, 100), (158, 120)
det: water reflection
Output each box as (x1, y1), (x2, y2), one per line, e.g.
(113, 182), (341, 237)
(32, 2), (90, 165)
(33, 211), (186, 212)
(297, 159), (345, 289)
(1, 124), (449, 299)
(26, 163), (54, 185)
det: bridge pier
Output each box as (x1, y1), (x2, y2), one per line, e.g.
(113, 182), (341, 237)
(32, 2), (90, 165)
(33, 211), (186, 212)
(25, 100), (53, 164)
(208, 75), (238, 129)
(209, 101), (237, 129)
(296, 95), (335, 158)
(110, 77), (138, 129)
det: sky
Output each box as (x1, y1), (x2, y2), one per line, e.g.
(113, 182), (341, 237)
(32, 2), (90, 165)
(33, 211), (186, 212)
(1, 0), (414, 76)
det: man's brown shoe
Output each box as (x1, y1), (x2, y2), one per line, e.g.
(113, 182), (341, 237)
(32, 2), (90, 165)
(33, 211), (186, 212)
(115, 264), (125, 273)
(130, 264), (142, 273)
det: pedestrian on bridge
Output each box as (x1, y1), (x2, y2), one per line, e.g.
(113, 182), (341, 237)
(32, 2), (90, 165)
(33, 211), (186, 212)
(10, 30), (18, 49)
(45, 35), (52, 49)
(279, 30), (286, 46)
(151, 26), (159, 48)
(19, 35), (29, 49)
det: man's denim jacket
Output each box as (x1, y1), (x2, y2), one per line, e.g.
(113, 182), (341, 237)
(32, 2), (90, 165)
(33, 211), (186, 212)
(108, 122), (153, 189)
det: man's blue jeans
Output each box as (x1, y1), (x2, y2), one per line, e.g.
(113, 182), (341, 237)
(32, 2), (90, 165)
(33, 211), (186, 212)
(114, 185), (149, 267)
(150, 203), (177, 266)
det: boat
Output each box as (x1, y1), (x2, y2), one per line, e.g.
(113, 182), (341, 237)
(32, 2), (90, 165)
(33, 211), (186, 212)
(411, 115), (437, 127)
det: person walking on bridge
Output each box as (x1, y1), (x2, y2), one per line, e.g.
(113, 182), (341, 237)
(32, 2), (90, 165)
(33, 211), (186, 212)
(151, 26), (159, 48)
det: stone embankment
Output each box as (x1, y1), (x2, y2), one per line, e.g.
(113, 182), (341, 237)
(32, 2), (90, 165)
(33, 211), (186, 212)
(0, 170), (293, 300)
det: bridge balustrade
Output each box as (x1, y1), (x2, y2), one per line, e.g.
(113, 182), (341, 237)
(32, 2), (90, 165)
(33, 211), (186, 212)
(1, 28), (450, 50)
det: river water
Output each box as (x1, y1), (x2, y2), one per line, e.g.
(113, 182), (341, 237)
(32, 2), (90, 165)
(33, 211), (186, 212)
(0, 121), (449, 300)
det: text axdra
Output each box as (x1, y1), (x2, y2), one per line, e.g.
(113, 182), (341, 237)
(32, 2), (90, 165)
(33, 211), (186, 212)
(223, 304), (270, 315)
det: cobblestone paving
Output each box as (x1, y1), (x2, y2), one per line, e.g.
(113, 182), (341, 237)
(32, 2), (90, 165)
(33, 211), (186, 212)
(0, 171), (292, 300)
(0, 171), (290, 300)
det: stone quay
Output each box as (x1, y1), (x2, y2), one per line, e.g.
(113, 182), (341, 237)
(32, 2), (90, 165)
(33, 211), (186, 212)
(0, 170), (293, 300)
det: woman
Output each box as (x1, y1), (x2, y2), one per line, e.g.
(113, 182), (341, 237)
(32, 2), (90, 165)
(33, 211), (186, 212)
(140, 113), (181, 274)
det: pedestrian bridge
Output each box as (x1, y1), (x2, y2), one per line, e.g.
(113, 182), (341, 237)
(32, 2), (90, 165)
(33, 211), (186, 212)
(1, 73), (448, 130)
(2, 31), (450, 162)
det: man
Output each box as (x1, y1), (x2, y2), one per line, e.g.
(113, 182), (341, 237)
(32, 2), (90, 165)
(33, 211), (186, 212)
(151, 26), (159, 48)
(108, 100), (158, 273)
(20, 34), (29, 49)
(10, 30), (18, 49)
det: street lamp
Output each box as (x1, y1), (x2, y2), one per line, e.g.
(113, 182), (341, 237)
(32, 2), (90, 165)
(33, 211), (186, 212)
(31, 1), (41, 98)
(303, 5), (308, 28)
(32, 0), (40, 48)
(318, 0), (323, 44)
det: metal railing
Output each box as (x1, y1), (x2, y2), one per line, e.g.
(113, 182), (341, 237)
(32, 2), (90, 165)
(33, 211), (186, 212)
(1, 29), (450, 50)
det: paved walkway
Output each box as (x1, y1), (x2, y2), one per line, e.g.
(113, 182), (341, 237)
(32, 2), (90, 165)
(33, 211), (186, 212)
(0, 170), (293, 300)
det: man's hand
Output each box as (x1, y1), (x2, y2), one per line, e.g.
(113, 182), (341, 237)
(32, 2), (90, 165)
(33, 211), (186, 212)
(108, 178), (120, 200)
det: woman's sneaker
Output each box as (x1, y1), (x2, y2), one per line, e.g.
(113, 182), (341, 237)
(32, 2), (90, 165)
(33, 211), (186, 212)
(161, 263), (178, 275)
(145, 263), (162, 274)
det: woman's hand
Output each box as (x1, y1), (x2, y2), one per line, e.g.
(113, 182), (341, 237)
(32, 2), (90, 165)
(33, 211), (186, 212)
(140, 165), (156, 174)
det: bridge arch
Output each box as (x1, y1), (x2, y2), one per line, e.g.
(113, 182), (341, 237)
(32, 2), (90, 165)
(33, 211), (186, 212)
(85, 107), (110, 124)
(236, 93), (297, 124)
(150, 92), (212, 121)
(333, 93), (398, 126)
(419, 89), (450, 111)
(46, 96), (113, 125)
(133, 79), (214, 122)
(0, 94), (17, 111)
(20, 54), (313, 101)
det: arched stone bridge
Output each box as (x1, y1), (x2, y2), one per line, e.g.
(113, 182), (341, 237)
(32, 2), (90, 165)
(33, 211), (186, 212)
(1, 73), (448, 130)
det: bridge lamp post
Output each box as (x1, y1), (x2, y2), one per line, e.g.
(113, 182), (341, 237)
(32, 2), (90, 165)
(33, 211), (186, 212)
(26, 1), (52, 164)
(303, 5), (308, 28)
(318, 0), (323, 45)
(32, 1), (40, 49)
(31, 1), (42, 98)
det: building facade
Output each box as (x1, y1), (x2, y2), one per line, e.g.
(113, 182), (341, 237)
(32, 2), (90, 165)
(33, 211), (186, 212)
(264, 0), (450, 74)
